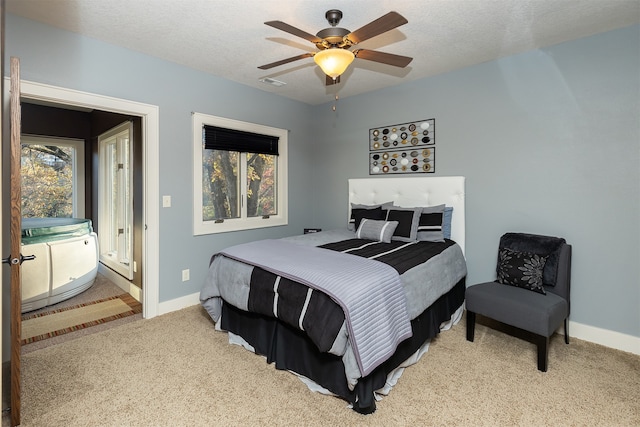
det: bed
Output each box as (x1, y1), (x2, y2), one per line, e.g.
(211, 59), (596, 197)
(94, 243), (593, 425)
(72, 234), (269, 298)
(200, 176), (466, 413)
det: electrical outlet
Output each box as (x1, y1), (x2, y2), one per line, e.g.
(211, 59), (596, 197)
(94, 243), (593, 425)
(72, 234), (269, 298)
(181, 269), (190, 281)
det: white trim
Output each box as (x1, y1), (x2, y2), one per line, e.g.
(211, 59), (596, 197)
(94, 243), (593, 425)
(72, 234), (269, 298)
(192, 112), (288, 235)
(16, 79), (160, 319)
(154, 291), (640, 357)
(568, 320), (640, 355)
(157, 291), (200, 316)
(97, 263), (141, 302)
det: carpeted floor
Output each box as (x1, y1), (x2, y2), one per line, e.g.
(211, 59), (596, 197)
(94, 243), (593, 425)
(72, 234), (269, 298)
(12, 305), (640, 426)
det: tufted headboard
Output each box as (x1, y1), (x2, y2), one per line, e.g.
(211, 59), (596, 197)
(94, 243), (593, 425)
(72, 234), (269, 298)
(348, 176), (466, 255)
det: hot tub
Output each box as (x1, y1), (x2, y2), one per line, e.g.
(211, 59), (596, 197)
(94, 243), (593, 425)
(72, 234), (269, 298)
(21, 218), (99, 313)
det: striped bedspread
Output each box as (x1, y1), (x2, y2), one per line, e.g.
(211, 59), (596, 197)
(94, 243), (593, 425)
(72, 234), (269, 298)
(219, 239), (411, 376)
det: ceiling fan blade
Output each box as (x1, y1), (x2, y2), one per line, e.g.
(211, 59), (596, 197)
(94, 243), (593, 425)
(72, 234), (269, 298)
(325, 75), (341, 86)
(346, 12), (408, 45)
(265, 21), (323, 44)
(258, 53), (314, 70)
(354, 49), (413, 68)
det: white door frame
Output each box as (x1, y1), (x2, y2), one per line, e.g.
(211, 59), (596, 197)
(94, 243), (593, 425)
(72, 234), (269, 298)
(13, 79), (159, 319)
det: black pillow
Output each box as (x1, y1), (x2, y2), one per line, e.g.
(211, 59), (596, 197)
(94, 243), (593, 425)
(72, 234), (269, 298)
(497, 248), (548, 294)
(351, 207), (385, 230)
(385, 207), (421, 242)
(499, 233), (566, 286)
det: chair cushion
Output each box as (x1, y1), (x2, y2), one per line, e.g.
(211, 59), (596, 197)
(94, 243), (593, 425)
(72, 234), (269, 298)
(466, 282), (568, 337)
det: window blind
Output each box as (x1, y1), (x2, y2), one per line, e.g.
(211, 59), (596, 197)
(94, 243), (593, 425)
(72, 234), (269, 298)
(203, 125), (279, 155)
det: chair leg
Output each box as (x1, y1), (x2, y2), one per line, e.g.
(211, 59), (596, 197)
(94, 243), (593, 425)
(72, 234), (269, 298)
(564, 318), (570, 344)
(466, 311), (476, 342)
(537, 335), (549, 372)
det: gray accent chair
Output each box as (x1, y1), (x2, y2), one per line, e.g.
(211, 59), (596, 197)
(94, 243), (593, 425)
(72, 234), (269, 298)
(465, 232), (571, 372)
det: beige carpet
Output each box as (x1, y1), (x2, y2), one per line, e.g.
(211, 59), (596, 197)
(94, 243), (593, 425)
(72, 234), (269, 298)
(15, 305), (640, 426)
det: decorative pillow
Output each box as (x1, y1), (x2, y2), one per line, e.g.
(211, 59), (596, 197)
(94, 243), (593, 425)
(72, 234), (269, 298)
(443, 207), (453, 240)
(497, 248), (548, 294)
(500, 233), (566, 286)
(416, 204), (446, 242)
(355, 219), (399, 243)
(385, 207), (421, 242)
(350, 207), (386, 231)
(348, 202), (394, 231)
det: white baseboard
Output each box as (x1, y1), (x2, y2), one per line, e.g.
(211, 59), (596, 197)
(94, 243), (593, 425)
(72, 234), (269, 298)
(154, 295), (640, 356)
(568, 320), (640, 355)
(98, 264), (141, 302)
(158, 291), (200, 316)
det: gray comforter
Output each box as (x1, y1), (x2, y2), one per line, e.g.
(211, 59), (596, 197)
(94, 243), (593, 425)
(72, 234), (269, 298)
(200, 229), (467, 389)
(218, 239), (411, 376)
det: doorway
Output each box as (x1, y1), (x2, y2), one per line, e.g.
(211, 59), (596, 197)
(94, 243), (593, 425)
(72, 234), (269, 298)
(16, 79), (160, 319)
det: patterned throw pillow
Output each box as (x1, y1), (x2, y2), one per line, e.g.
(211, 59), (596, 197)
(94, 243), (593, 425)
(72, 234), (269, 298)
(355, 219), (399, 243)
(497, 248), (548, 294)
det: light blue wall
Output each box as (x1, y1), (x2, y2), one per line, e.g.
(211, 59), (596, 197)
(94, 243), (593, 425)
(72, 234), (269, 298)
(4, 14), (638, 339)
(4, 14), (317, 303)
(309, 25), (640, 338)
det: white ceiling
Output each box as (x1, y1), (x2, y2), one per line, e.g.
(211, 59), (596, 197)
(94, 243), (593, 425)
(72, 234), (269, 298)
(7, 0), (640, 105)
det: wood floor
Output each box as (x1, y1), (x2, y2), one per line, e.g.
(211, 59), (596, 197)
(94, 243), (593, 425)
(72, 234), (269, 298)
(20, 273), (142, 354)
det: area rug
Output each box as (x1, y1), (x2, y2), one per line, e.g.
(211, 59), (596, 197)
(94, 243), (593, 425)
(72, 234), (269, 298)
(21, 294), (142, 345)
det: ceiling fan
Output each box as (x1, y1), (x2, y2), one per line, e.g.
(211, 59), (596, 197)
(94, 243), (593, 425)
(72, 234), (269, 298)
(258, 9), (413, 85)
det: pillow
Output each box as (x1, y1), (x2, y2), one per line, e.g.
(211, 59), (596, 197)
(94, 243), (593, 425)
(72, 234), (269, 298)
(348, 202), (394, 231)
(497, 248), (548, 294)
(416, 204), (446, 242)
(443, 207), (453, 240)
(355, 219), (398, 243)
(499, 233), (566, 286)
(350, 207), (386, 231)
(385, 207), (421, 242)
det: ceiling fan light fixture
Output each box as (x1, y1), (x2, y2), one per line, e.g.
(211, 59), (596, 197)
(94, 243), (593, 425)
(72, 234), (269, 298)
(314, 48), (355, 79)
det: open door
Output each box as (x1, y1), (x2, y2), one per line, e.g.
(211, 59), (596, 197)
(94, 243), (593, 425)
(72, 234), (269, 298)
(98, 121), (134, 280)
(3, 56), (33, 426)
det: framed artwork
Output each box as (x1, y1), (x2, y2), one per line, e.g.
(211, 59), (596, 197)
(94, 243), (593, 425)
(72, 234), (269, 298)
(369, 118), (435, 174)
(369, 147), (435, 175)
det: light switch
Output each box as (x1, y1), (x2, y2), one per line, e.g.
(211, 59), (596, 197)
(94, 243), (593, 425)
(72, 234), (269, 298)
(162, 195), (171, 207)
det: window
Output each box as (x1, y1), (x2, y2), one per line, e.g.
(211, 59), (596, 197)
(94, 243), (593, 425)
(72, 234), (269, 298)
(193, 113), (288, 235)
(21, 135), (85, 218)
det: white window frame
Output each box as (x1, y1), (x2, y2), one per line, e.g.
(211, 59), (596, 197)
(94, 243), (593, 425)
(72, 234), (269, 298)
(193, 113), (288, 235)
(21, 134), (85, 218)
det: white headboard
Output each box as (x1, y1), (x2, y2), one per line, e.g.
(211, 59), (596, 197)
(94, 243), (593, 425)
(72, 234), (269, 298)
(348, 176), (466, 255)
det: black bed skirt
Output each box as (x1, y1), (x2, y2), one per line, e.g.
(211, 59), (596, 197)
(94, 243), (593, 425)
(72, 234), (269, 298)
(220, 278), (466, 414)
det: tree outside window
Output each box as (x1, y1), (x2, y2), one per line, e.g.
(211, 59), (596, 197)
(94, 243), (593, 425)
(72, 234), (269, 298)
(21, 144), (74, 218)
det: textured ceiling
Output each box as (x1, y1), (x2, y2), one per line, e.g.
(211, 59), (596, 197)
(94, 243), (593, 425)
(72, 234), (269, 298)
(7, 0), (640, 105)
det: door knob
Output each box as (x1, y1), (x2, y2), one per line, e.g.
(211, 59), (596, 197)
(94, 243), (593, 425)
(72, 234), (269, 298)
(2, 253), (36, 265)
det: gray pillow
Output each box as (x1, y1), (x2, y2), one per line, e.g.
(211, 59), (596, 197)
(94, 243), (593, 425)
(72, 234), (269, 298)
(348, 202), (394, 231)
(355, 219), (399, 243)
(443, 207), (453, 240)
(417, 204), (446, 242)
(385, 207), (421, 242)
